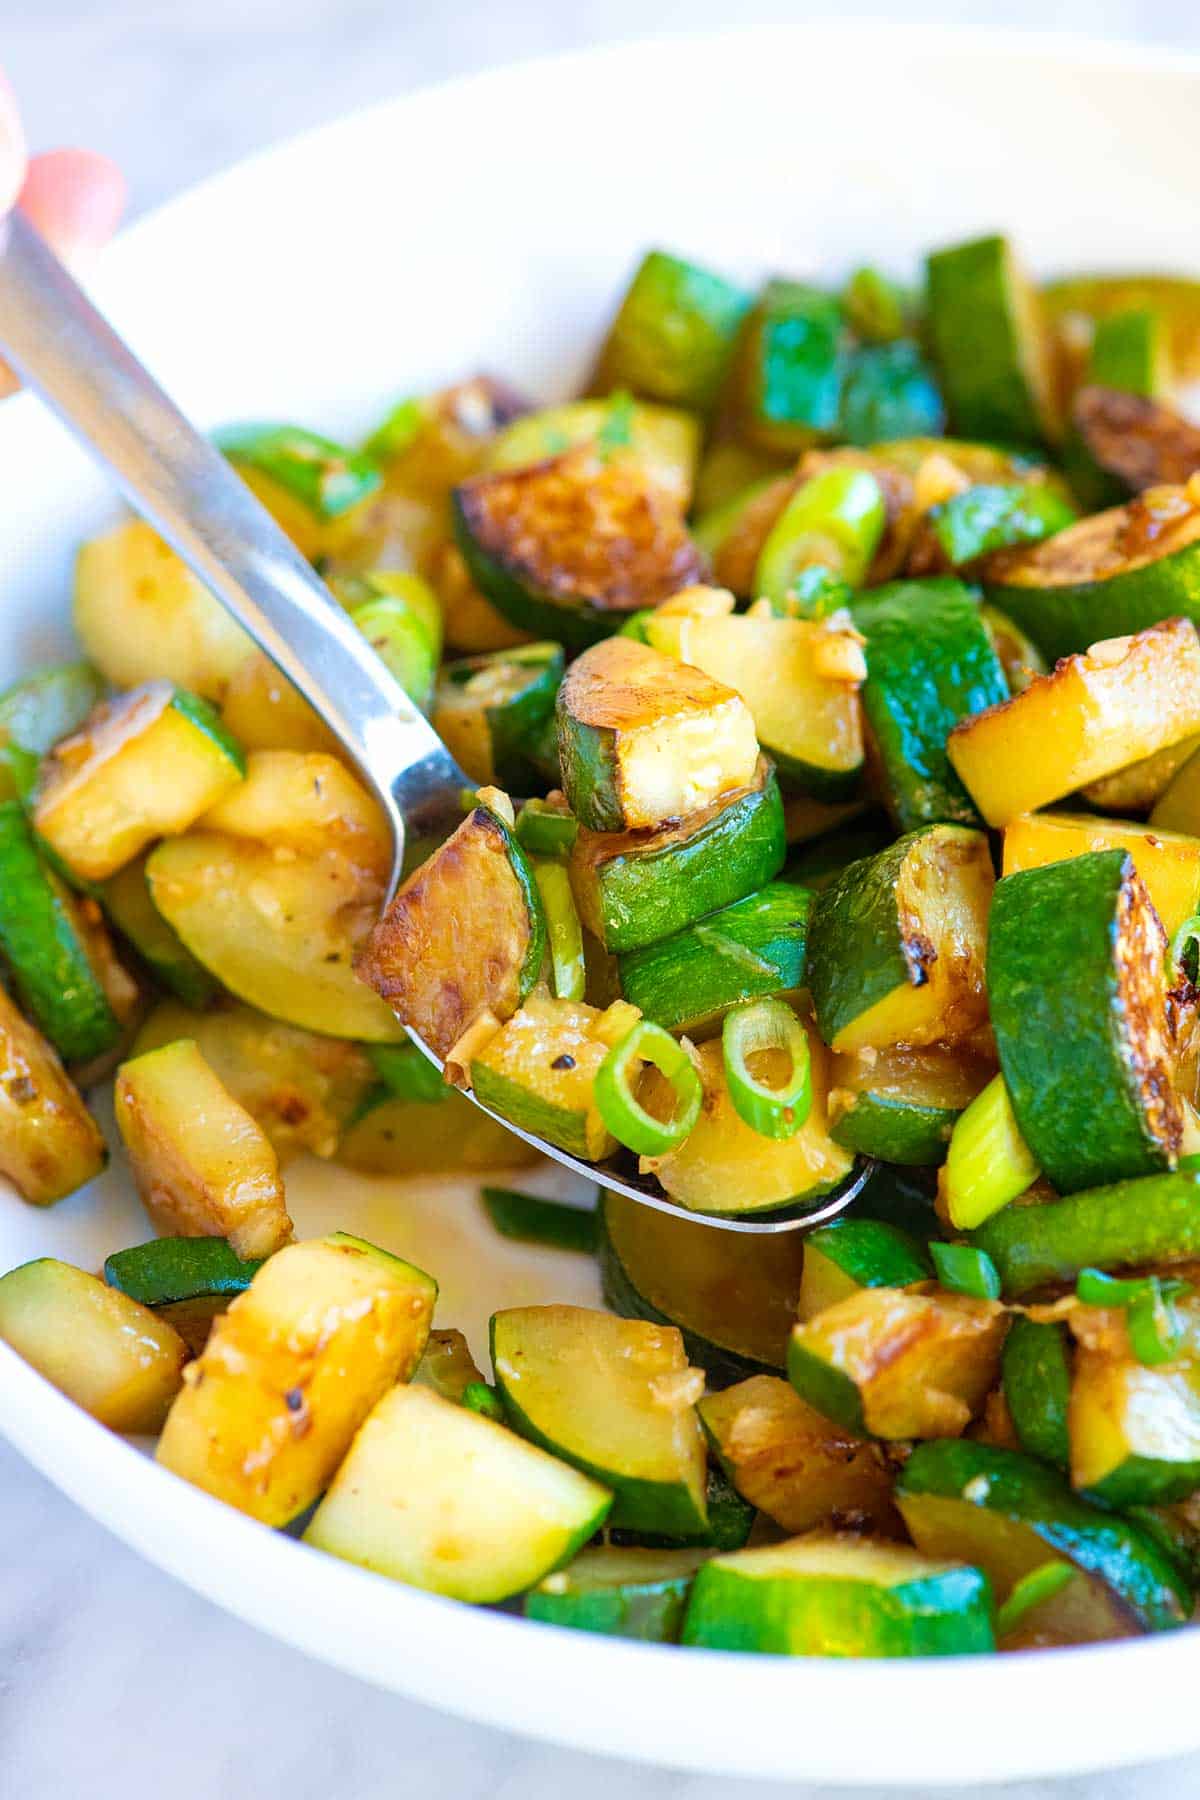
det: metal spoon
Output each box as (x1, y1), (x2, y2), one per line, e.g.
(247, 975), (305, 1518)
(0, 211), (869, 1234)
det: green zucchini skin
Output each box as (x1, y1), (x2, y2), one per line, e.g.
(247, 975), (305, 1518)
(481, 1186), (598, 1254)
(983, 519), (1200, 663)
(574, 763), (786, 955)
(1001, 1316), (1072, 1471)
(592, 249), (752, 413)
(802, 1218), (932, 1293)
(829, 1088), (959, 1165)
(929, 484), (1077, 567)
(617, 880), (810, 1035)
(1062, 310), (1165, 509)
(987, 852), (1178, 1195)
(851, 580), (1009, 832)
(100, 855), (218, 1010)
(523, 1545), (708, 1642)
(104, 1236), (264, 1306)
(363, 1042), (448, 1105)
(0, 662), (104, 802)
(838, 340), (945, 445)
(0, 801), (119, 1064)
(972, 1169), (1200, 1298)
(611, 1465), (755, 1553)
(215, 422), (381, 519)
(681, 1542), (994, 1657)
(437, 643), (564, 792)
(785, 1336), (868, 1436)
(730, 280), (844, 452)
(925, 235), (1050, 446)
(896, 1441), (1190, 1633)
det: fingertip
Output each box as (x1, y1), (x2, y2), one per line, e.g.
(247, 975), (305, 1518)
(19, 147), (126, 253)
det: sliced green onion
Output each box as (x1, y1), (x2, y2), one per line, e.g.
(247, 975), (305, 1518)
(532, 858), (585, 1002)
(362, 393), (426, 462)
(995, 1562), (1077, 1638)
(461, 1381), (506, 1422)
(721, 998), (812, 1141)
(941, 1073), (1041, 1232)
(1171, 913), (1200, 984)
(929, 483), (1078, 569)
(760, 564), (856, 621)
(1128, 1285), (1185, 1367)
(481, 1186), (598, 1254)
(516, 801), (579, 858)
(1076, 1267), (1154, 1308)
(929, 1241), (1002, 1301)
(594, 1020), (702, 1158)
(366, 1042), (448, 1106)
(753, 467), (886, 604)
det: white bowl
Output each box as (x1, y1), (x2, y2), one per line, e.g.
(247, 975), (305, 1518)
(3, 23), (1200, 1786)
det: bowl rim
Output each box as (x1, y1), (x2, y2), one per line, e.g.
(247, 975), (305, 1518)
(5, 20), (1200, 1785)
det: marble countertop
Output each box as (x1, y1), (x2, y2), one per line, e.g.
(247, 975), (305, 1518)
(6, 3), (1200, 1796)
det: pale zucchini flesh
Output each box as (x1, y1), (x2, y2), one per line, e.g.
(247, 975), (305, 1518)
(0, 984), (108, 1205)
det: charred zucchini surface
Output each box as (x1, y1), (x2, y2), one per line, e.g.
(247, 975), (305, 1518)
(356, 803), (544, 1059)
(453, 448), (707, 649)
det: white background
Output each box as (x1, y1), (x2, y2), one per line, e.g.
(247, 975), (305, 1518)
(5, 3), (1200, 1797)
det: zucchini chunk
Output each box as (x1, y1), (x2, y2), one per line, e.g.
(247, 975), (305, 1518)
(557, 637), (758, 832)
(104, 1235), (264, 1356)
(157, 1233), (436, 1524)
(491, 1304), (707, 1537)
(928, 482), (1077, 568)
(828, 1044), (992, 1166)
(34, 682), (245, 883)
(198, 749), (390, 868)
(947, 618), (1200, 825)
(219, 649), (339, 757)
(643, 1029), (852, 1217)
(681, 1533), (994, 1657)
(0, 661), (105, 802)
(1002, 1316), (1073, 1472)
(591, 249), (752, 412)
(432, 642), (563, 790)
(723, 280), (844, 454)
(469, 993), (636, 1160)
(1151, 742), (1200, 832)
(489, 398), (701, 505)
(0, 802), (121, 1063)
(73, 519), (253, 700)
(0, 1258), (187, 1432)
(1083, 735), (1200, 816)
(525, 1545), (709, 1642)
(100, 853), (218, 1009)
(356, 802), (543, 1059)
(617, 880), (810, 1038)
(133, 999), (373, 1163)
(838, 340), (945, 446)
(598, 1188), (804, 1383)
(569, 757), (786, 954)
(699, 1376), (897, 1535)
(925, 234), (1056, 445)
(788, 1286), (1007, 1440)
(797, 1217), (933, 1321)
(1043, 274), (1200, 385)
(644, 612), (864, 801)
(216, 422), (381, 558)
(807, 826), (993, 1054)
(338, 1082), (537, 1176)
(983, 484), (1200, 661)
(1069, 387), (1200, 502)
(453, 447), (707, 650)
(0, 984), (107, 1205)
(1003, 811), (1200, 940)
(972, 1168), (1200, 1298)
(304, 1383), (611, 1602)
(897, 1440), (1190, 1638)
(115, 1040), (292, 1260)
(148, 832), (401, 1044)
(1070, 1328), (1200, 1508)
(987, 852), (1180, 1193)
(851, 580), (1009, 831)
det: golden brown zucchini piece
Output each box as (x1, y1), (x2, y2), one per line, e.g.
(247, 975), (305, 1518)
(699, 1375), (899, 1535)
(1071, 387), (1200, 495)
(357, 802), (545, 1061)
(199, 750), (391, 873)
(453, 447), (707, 650)
(219, 650), (341, 756)
(556, 637), (758, 832)
(115, 1038), (293, 1259)
(156, 1232), (436, 1524)
(947, 618), (1200, 827)
(0, 984), (107, 1205)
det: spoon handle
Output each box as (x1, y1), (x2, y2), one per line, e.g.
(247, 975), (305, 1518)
(0, 211), (463, 872)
